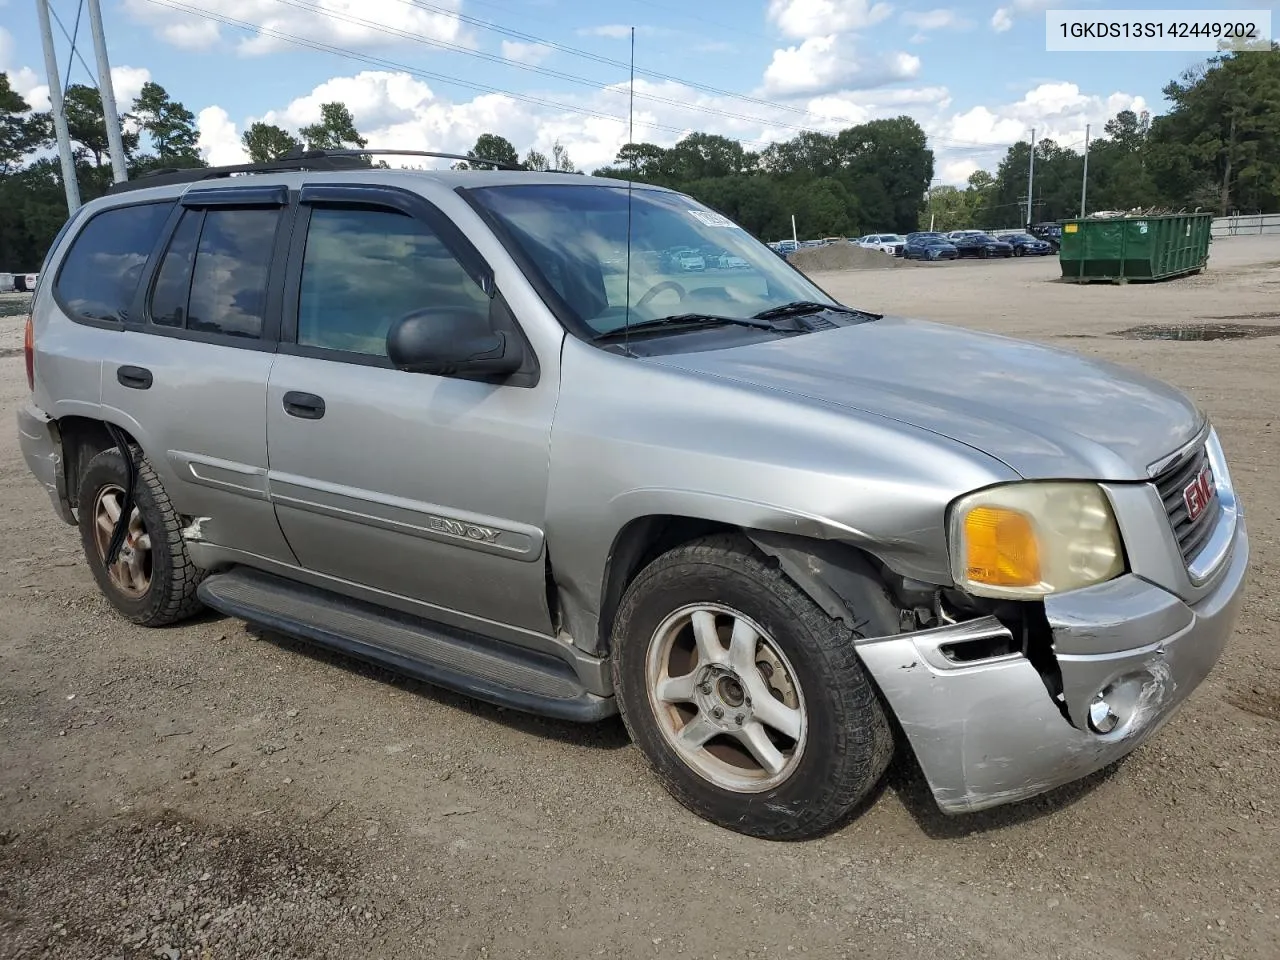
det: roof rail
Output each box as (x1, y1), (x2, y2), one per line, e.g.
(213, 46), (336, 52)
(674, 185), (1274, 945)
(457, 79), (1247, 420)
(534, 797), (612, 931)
(105, 148), (522, 195)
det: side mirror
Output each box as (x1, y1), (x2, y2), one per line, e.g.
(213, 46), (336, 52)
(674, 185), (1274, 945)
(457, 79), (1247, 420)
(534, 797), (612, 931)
(386, 309), (523, 378)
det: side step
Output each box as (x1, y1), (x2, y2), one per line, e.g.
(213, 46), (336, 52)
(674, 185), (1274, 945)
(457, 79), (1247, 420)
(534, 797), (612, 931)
(197, 567), (616, 723)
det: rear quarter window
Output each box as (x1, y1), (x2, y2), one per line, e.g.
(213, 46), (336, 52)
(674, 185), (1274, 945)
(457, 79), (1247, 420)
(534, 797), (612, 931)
(54, 201), (175, 323)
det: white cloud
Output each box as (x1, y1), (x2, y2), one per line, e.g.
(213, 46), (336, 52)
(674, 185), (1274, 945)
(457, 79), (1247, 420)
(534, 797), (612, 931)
(930, 82), (1148, 183)
(940, 157), (979, 183)
(111, 66), (153, 106)
(576, 24), (669, 40)
(991, 0), (1054, 33)
(159, 19), (221, 50)
(0, 27), (42, 105)
(197, 106), (249, 165)
(767, 0), (893, 39)
(0, 28), (149, 119)
(230, 69), (959, 176)
(500, 40), (552, 65)
(261, 71), (439, 131)
(901, 8), (970, 31)
(762, 35), (920, 97)
(578, 24), (635, 39)
(121, 0), (471, 56)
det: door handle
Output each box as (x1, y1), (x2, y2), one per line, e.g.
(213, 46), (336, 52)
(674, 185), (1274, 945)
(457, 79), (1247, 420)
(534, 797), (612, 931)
(283, 391), (326, 420)
(117, 365), (153, 390)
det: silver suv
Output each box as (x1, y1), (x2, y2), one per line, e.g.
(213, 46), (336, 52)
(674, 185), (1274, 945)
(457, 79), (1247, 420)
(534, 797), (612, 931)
(17, 153), (1248, 840)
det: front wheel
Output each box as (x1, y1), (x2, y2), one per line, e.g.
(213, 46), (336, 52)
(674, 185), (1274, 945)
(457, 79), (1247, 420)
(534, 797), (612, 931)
(611, 535), (894, 840)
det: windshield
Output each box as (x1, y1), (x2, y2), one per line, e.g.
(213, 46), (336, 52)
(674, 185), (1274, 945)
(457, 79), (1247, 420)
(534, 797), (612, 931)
(468, 183), (835, 338)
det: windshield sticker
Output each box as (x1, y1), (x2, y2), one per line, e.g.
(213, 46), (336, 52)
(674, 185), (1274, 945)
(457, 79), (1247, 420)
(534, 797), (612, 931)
(688, 210), (738, 228)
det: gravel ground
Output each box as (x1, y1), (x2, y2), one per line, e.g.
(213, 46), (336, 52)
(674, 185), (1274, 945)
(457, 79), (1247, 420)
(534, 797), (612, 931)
(1, 236), (1278, 960)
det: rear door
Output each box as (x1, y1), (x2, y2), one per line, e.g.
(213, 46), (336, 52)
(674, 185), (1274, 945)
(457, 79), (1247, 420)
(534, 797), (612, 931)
(97, 185), (297, 563)
(264, 183), (557, 635)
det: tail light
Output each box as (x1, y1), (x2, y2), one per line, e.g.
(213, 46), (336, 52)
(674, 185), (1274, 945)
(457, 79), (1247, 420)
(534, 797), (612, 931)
(24, 313), (34, 392)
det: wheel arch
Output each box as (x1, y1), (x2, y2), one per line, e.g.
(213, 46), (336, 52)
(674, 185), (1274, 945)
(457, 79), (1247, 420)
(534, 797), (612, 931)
(570, 514), (905, 657)
(55, 415), (140, 519)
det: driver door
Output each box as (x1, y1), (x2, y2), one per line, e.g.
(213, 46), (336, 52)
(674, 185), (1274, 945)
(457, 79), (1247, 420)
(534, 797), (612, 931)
(264, 183), (558, 635)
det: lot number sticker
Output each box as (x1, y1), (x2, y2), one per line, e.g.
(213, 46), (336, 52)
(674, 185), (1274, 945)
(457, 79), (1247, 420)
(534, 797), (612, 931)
(688, 210), (738, 228)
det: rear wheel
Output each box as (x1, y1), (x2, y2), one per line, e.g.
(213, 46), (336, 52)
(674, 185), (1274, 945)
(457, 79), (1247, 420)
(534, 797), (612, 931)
(611, 535), (894, 840)
(77, 446), (205, 626)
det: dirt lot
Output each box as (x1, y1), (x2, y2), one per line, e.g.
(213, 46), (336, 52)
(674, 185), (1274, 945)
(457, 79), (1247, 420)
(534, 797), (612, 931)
(1, 237), (1278, 960)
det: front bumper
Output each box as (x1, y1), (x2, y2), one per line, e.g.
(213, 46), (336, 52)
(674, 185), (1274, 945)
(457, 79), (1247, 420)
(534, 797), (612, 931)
(856, 517), (1249, 815)
(16, 402), (76, 525)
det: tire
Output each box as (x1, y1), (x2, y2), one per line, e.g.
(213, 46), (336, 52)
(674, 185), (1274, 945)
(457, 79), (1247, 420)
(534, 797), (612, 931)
(610, 534), (894, 841)
(77, 445), (205, 626)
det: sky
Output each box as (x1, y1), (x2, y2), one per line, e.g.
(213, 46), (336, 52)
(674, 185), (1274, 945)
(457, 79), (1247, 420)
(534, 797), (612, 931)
(2, 0), (1275, 184)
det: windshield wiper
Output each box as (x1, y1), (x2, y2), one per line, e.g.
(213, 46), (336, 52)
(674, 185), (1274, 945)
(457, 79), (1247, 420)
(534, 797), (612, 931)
(752, 300), (882, 322)
(593, 313), (775, 341)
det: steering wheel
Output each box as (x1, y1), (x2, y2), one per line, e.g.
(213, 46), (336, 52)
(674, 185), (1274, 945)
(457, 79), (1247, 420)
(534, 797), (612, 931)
(635, 280), (686, 309)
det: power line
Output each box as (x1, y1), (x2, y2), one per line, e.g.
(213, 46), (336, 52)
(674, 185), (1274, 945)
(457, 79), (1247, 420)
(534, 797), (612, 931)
(383, 0), (1017, 149)
(217, 0), (1020, 155)
(258, 0), (863, 137)
(139, 0), (776, 148)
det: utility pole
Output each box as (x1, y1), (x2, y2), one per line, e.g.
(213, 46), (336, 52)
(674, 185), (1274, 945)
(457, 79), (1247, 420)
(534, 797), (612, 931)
(1079, 123), (1091, 218)
(36, 0), (81, 213)
(791, 214), (798, 245)
(1026, 127), (1036, 229)
(86, 0), (128, 183)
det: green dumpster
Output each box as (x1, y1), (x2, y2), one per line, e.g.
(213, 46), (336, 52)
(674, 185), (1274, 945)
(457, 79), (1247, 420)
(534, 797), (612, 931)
(1058, 213), (1212, 283)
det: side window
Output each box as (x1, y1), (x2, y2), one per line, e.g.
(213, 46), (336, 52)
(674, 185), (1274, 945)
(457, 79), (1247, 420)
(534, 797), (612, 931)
(188, 209), (279, 339)
(147, 207), (279, 339)
(54, 201), (174, 322)
(149, 210), (201, 327)
(297, 206), (490, 357)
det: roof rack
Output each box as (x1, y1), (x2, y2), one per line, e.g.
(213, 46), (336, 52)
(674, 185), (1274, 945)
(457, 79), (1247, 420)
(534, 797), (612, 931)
(106, 148), (522, 195)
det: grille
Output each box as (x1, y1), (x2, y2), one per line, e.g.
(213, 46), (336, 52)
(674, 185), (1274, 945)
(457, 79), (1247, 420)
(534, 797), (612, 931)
(1153, 442), (1221, 565)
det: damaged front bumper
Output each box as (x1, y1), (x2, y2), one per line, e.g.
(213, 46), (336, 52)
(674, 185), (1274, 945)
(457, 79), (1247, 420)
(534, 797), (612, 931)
(856, 516), (1249, 815)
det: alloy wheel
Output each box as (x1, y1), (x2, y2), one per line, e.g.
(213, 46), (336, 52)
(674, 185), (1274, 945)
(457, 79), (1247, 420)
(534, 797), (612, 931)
(645, 603), (807, 792)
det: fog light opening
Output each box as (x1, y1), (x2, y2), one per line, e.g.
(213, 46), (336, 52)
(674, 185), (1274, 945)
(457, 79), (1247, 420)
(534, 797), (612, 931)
(1088, 692), (1120, 734)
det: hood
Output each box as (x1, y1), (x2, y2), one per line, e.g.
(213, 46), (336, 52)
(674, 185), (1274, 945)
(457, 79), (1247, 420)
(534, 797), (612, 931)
(648, 316), (1203, 480)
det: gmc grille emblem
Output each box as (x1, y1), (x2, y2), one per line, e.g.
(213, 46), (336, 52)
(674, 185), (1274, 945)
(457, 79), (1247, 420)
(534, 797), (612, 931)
(1183, 465), (1216, 523)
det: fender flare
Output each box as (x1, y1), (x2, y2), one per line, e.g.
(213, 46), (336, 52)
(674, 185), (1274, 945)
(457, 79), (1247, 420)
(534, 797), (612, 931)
(744, 530), (901, 639)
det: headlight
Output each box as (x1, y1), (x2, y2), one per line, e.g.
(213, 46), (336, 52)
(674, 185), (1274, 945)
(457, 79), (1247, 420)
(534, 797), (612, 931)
(948, 482), (1126, 599)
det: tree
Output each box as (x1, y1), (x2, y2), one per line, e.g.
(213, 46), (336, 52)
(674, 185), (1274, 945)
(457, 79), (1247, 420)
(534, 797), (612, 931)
(1147, 45), (1280, 213)
(462, 133), (519, 168)
(60, 84), (139, 167)
(132, 81), (201, 167)
(0, 74), (42, 174)
(549, 139), (575, 172)
(299, 102), (368, 151)
(523, 147), (548, 171)
(242, 122), (303, 163)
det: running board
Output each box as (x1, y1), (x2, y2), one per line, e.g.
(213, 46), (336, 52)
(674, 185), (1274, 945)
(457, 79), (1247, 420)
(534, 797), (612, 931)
(197, 567), (616, 723)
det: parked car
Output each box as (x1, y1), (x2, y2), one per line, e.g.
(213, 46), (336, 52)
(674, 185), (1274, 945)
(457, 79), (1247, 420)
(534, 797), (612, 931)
(858, 234), (906, 255)
(1029, 222), (1063, 251)
(716, 253), (749, 269)
(902, 234), (959, 260)
(946, 230), (985, 242)
(19, 154), (1247, 841)
(664, 247), (706, 271)
(1003, 233), (1055, 256)
(952, 233), (1015, 258)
